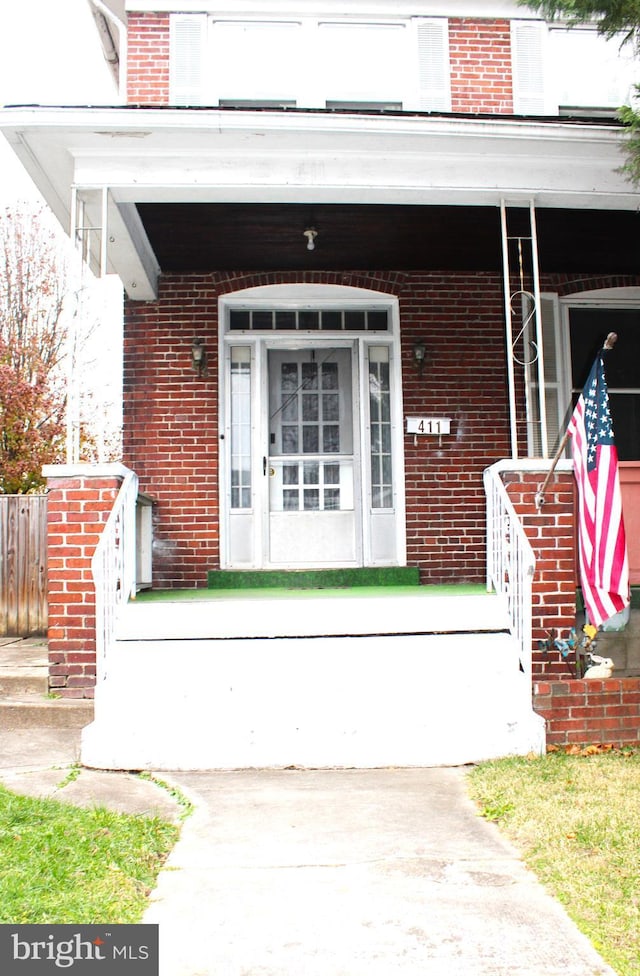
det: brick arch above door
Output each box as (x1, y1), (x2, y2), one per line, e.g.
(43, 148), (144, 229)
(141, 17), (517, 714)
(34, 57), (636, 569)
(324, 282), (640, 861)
(213, 270), (409, 296)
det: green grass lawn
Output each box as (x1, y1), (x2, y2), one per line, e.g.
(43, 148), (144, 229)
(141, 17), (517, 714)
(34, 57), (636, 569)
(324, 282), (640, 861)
(467, 750), (640, 976)
(0, 785), (179, 923)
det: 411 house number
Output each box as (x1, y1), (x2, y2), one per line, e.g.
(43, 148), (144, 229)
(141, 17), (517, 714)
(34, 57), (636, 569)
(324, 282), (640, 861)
(406, 417), (451, 436)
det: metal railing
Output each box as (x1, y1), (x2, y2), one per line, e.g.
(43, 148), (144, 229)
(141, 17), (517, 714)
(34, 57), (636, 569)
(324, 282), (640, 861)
(92, 468), (139, 682)
(484, 461), (536, 680)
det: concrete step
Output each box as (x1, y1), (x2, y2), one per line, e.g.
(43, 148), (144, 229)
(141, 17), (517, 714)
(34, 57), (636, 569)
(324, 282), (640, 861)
(0, 636), (51, 703)
(118, 590), (510, 641)
(0, 695), (94, 730)
(82, 630), (543, 770)
(0, 669), (49, 696)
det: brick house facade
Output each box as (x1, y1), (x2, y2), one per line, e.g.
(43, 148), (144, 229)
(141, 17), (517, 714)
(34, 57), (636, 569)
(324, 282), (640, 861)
(3, 1), (639, 756)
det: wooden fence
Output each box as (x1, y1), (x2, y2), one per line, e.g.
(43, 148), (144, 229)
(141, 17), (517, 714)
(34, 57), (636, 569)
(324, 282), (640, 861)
(0, 495), (48, 637)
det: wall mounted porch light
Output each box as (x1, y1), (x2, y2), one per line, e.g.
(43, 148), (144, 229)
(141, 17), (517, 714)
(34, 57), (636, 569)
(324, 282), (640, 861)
(303, 227), (318, 251)
(191, 337), (207, 376)
(412, 339), (427, 376)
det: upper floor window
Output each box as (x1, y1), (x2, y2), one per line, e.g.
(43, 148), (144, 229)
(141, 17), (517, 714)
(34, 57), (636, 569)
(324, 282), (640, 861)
(169, 14), (451, 112)
(511, 19), (638, 116)
(550, 28), (638, 114)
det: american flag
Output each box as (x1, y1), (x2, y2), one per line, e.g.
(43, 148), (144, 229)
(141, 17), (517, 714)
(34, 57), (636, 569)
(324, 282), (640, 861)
(567, 350), (630, 629)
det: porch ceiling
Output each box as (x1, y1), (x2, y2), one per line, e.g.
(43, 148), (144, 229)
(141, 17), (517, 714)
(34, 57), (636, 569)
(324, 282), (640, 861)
(135, 202), (640, 275)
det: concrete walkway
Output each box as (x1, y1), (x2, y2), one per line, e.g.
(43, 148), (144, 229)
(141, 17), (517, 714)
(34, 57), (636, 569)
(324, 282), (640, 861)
(144, 768), (614, 976)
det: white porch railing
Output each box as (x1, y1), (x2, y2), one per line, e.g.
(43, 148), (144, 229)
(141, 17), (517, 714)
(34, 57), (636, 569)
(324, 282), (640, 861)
(484, 461), (535, 681)
(92, 468), (139, 681)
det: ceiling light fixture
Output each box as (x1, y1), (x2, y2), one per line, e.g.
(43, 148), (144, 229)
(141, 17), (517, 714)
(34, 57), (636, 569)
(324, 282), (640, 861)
(303, 227), (318, 251)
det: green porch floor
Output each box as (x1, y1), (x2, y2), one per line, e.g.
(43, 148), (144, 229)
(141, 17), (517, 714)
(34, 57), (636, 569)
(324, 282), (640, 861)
(135, 583), (488, 603)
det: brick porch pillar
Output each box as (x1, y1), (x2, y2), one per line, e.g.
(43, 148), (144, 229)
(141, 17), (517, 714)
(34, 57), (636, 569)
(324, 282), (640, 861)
(501, 462), (577, 678)
(43, 464), (130, 699)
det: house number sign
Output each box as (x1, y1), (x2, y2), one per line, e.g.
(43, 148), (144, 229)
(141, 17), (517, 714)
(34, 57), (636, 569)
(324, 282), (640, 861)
(406, 417), (451, 435)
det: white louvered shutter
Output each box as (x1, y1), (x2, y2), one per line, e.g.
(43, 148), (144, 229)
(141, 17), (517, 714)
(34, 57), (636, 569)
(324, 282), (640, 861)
(511, 20), (547, 115)
(170, 14), (207, 106)
(415, 18), (451, 112)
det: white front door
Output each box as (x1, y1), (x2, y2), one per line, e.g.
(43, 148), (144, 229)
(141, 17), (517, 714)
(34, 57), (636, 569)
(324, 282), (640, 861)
(266, 347), (359, 565)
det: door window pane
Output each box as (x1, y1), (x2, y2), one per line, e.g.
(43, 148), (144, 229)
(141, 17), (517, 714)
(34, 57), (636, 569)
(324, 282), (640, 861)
(303, 462), (320, 484)
(369, 346), (393, 509)
(302, 394), (319, 421)
(283, 464), (299, 485)
(275, 311), (296, 330)
(281, 362), (298, 390)
(323, 426), (340, 453)
(303, 489), (320, 510)
(230, 347), (251, 509)
(344, 311), (366, 331)
(324, 489), (340, 510)
(303, 427), (319, 453)
(253, 310), (274, 330)
(282, 426), (299, 453)
(281, 396), (298, 422)
(300, 311), (320, 330)
(322, 362), (339, 389)
(323, 393), (339, 421)
(302, 362), (318, 388)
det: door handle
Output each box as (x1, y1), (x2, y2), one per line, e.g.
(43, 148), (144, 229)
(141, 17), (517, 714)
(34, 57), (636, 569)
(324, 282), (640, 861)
(263, 456), (267, 476)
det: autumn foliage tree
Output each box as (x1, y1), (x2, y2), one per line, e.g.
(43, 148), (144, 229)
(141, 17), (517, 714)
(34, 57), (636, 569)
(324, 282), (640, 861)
(0, 341), (64, 492)
(0, 204), (69, 493)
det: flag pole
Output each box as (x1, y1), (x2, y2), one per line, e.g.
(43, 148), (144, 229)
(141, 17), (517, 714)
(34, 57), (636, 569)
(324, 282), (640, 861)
(534, 332), (618, 510)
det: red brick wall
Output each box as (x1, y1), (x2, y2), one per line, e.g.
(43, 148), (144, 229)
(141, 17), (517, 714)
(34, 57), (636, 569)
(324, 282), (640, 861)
(46, 470), (123, 698)
(127, 12), (170, 104)
(122, 270), (512, 588)
(401, 272), (510, 579)
(534, 678), (640, 747)
(449, 19), (514, 113)
(123, 275), (220, 588)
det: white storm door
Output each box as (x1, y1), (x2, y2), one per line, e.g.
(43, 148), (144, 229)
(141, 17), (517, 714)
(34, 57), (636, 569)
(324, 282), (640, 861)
(266, 347), (360, 566)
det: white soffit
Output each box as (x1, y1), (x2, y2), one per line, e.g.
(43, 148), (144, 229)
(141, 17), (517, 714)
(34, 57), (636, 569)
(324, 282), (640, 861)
(0, 107), (633, 208)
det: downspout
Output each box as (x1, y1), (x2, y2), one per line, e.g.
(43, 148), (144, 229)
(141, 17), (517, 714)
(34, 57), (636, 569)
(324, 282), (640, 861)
(87, 0), (127, 103)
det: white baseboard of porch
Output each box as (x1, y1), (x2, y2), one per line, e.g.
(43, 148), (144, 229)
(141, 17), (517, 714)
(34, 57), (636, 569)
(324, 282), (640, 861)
(81, 628), (545, 771)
